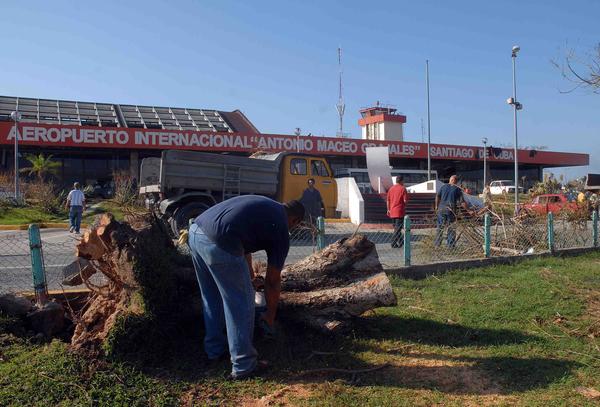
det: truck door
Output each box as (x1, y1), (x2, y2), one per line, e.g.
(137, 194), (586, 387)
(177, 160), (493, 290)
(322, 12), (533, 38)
(309, 158), (337, 218)
(278, 155), (337, 218)
(280, 156), (310, 205)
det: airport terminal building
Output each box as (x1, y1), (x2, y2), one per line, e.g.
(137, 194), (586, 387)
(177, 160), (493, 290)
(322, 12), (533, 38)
(0, 95), (589, 191)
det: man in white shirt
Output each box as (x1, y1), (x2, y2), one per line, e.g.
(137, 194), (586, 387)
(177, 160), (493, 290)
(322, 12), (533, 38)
(65, 182), (86, 234)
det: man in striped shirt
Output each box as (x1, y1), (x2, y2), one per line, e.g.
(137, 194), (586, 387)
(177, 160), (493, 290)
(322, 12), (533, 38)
(65, 182), (86, 234)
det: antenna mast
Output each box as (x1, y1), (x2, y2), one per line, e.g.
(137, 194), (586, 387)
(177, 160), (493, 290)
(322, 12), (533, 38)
(336, 47), (346, 138)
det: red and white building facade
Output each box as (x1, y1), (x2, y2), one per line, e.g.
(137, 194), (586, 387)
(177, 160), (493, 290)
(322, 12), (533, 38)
(0, 96), (589, 190)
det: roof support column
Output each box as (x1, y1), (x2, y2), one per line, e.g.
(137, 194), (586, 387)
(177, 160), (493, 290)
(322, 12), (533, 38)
(129, 150), (139, 182)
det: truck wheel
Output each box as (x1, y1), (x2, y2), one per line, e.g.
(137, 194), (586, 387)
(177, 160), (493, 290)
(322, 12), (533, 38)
(171, 202), (210, 236)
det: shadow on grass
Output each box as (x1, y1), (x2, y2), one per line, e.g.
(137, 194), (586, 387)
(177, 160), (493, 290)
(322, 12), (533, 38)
(346, 352), (580, 395)
(353, 315), (540, 347)
(41, 309), (578, 398)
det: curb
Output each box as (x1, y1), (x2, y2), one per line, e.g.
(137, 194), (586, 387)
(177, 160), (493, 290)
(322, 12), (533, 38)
(0, 222), (89, 231)
(387, 246), (600, 280)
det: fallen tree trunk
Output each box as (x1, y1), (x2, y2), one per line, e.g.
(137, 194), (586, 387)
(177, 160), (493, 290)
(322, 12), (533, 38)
(70, 215), (396, 353)
(276, 235), (397, 332)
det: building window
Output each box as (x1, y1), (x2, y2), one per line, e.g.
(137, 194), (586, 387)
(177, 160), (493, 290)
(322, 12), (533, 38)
(290, 158), (307, 175)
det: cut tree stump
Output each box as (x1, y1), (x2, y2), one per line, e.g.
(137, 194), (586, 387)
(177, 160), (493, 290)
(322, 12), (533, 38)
(70, 214), (396, 352)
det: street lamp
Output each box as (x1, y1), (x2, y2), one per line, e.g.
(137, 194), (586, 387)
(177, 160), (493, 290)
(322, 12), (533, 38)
(507, 45), (523, 208)
(482, 137), (488, 192)
(10, 110), (21, 200)
(426, 60), (432, 180)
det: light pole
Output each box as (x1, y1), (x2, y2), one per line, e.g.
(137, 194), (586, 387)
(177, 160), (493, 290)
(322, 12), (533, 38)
(426, 60), (431, 180)
(482, 137), (488, 192)
(10, 111), (21, 200)
(507, 45), (523, 208)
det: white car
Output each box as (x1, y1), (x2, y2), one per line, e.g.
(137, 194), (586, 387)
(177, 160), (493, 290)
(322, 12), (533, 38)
(489, 180), (523, 195)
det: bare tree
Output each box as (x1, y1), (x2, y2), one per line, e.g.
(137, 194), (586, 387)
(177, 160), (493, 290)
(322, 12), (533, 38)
(552, 43), (600, 93)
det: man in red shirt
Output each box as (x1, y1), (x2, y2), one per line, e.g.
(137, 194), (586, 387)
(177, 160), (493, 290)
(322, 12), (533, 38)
(387, 176), (409, 248)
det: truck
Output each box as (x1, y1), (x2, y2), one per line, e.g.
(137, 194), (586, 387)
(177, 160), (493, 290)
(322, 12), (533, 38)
(489, 180), (524, 195)
(139, 150), (337, 235)
(521, 194), (579, 215)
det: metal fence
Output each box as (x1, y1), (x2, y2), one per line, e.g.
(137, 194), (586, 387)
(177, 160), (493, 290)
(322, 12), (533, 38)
(1, 211), (598, 295)
(0, 226), (82, 297)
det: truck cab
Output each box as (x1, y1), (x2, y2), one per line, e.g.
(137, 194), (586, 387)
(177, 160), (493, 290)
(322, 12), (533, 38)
(279, 154), (337, 217)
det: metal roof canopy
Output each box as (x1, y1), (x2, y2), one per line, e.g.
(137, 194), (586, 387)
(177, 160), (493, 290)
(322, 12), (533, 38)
(0, 95), (233, 133)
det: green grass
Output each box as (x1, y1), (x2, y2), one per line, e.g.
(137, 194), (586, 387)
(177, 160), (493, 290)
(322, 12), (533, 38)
(1, 253), (599, 406)
(0, 206), (66, 225)
(0, 200), (131, 225)
(81, 200), (129, 224)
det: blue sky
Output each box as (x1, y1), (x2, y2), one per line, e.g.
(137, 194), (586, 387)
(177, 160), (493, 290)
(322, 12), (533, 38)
(1, 0), (599, 178)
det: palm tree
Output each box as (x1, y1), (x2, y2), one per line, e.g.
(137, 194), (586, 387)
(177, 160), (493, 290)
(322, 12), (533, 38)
(20, 153), (61, 181)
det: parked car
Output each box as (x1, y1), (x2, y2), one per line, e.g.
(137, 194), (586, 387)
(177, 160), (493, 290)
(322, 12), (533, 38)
(521, 194), (579, 215)
(83, 181), (114, 199)
(489, 180), (524, 195)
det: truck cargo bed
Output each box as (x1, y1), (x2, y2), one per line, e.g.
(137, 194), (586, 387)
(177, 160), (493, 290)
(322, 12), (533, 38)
(144, 150), (280, 196)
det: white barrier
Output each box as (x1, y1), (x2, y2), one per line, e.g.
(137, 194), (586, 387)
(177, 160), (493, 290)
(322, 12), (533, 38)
(336, 177), (364, 225)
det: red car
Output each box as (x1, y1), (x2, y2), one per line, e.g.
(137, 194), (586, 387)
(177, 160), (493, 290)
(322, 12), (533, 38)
(521, 194), (579, 215)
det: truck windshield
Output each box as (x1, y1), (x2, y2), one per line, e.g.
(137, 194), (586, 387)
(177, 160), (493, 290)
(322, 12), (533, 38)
(311, 160), (330, 177)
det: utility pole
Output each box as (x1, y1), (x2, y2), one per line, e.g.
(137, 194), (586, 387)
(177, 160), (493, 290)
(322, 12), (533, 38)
(336, 47), (346, 138)
(507, 46), (523, 208)
(426, 60), (432, 180)
(482, 137), (488, 192)
(10, 111), (21, 200)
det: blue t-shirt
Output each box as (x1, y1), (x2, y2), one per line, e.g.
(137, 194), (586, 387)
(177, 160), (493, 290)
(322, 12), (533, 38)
(195, 195), (290, 269)
(437, 184), (463, 213)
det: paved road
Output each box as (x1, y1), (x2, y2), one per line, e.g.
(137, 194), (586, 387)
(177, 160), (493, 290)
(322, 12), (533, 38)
(1, 220), (590, 294)
(0, 224), (406, 293)
(0, 228), (81, 293)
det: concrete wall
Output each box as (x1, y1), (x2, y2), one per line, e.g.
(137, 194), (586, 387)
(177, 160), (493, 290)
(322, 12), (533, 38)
(336, 177), (350, 217)
(336, 177), (364, 225)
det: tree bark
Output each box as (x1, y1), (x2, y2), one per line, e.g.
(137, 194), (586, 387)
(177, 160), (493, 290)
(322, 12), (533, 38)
(70, 216), (396, 351)
(277, 235), (397, 333)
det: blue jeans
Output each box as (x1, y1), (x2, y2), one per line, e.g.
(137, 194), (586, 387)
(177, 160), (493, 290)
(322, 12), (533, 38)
(434, 210), (456, 247)
(69, 206), (83, 233)
(188, 223), (257, 377)
(391, 217), (404, 248)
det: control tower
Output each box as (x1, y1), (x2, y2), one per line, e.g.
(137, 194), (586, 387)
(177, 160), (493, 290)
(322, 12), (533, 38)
(358, 103), (407, 141)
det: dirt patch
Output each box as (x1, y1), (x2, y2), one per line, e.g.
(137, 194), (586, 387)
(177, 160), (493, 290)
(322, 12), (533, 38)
(539, 267), (556, 281)
(585, 291), (600, 339)
(384, 353), (502, 395)
(242, 384), (314, 407)
(576, 386), (600, 400)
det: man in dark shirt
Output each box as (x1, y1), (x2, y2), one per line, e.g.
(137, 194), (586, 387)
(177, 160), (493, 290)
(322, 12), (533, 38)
(300, 178), (324, 224)
(188, 195), (304, 380)
(434, 175), (466, 247)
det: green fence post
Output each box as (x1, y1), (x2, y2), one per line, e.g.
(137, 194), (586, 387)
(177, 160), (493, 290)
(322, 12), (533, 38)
(547, 212), (554, 253)
(484, 213), (491, 258)
(316, 216), (325, 250)
(28, 224), (48, 305)
(403, 216), (411, 267)
(593, 210), (598, 248)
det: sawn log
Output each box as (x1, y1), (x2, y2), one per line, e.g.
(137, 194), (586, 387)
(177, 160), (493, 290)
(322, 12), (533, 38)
(70, 215), (396, 351)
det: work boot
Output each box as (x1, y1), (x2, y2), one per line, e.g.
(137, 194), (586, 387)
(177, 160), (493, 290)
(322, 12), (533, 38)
(227, 360), (269, 381)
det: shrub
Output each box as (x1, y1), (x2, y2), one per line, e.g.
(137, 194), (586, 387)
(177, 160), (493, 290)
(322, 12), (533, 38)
(24, 179), (66, 214)
(112, 170), (137, 206)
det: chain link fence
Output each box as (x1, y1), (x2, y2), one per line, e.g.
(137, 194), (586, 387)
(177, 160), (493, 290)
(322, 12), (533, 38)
(1, 210), (599, 295)
(0, 230), (34, 294)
